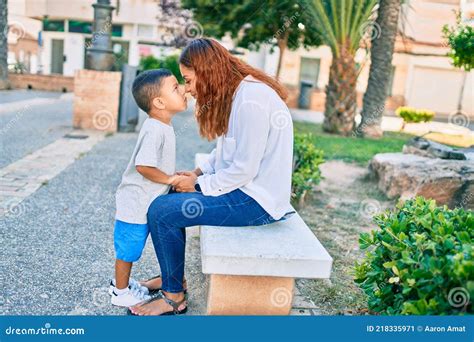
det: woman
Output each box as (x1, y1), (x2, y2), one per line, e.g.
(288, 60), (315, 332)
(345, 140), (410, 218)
(130, 38), (294, 316)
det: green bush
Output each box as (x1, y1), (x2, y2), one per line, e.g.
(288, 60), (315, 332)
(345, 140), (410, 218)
(139, 54), (184, 84)
(354, 197), (473, 315)
(396, 106), (435, 124)
(292, 133), (324, 206)
(443, 15), (474, 72)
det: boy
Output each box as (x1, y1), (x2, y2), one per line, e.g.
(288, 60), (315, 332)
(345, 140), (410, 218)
(110, 69), (187, 307)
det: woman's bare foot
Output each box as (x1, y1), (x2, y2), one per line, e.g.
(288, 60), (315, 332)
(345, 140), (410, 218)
(130, 291), (186, 316)
(140, 276), (187, 292)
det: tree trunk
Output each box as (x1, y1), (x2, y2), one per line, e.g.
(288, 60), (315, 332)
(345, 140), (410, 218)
(357, 0), (402, 138)
(0, 0), (11, 90)
(275, 34), (288, 80)
(456, 70), (467, 112)
(323, 45), (358, 135)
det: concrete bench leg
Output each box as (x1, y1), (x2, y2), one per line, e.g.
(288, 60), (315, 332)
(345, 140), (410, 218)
(206, 274), (294, 315)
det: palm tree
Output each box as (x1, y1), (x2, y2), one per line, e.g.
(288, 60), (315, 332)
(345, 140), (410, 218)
(357, 0), (402, 138)
(306, 0), (378, 135)
(0, 0), (10, 89)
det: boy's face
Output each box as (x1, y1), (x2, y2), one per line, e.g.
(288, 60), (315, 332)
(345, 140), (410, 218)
(154, 75), (187, 113)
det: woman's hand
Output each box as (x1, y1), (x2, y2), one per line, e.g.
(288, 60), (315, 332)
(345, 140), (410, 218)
(174, 171), (198, 192)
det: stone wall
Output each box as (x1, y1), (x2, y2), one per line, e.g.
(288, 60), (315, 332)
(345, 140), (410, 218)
(72, 70), (122, 133)
(8, 73), (75, 92)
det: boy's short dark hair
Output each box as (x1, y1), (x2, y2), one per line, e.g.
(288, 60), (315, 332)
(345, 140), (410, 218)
(132, 68), (173, 113)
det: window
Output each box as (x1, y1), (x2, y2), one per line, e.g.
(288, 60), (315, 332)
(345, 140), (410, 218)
(137, 24), (154, 38)
(69, 20), (92, 34)
(68, 21), (122, 37)
(299, 57), (321, 88)
(43, 20), (65, 32)
(112, 25), (123, 37)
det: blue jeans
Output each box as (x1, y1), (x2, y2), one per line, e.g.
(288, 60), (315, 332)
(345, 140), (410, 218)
(147, 189), (279, 293)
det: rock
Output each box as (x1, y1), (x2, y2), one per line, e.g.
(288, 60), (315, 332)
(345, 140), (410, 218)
(463, 147), (474, 161)
(402, 145), (433, 158)
(369, 153), (474, 209)
(403, 137), (466, 160)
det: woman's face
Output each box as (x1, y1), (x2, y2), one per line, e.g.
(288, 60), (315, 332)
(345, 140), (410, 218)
(179, 64), (197, 99)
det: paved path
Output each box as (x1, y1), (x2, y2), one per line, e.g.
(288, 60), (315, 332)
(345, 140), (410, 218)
(0, 92), (74, 168)
(1, 91), (319, 315)
(1, 93), (213, 314)
(0, 89), (65, 104)
(0, 130), (106, 217)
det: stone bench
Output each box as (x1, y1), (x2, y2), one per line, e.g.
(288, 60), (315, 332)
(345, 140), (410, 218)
(195, 153), (333, 315)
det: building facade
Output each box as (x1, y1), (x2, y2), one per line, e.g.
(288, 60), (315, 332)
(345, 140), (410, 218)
(7, 0), (176, 76)
(6, 0), (474, 117)
(245, 0), (473, 116)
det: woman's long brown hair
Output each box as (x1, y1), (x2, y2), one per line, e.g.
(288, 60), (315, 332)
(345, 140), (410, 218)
(179, 38), (288, 141)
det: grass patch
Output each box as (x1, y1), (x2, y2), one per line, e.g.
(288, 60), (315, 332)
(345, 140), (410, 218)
(294, 122), (412, 165)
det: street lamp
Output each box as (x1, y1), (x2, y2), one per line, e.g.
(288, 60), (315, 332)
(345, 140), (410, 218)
(86, 0), (115, 71)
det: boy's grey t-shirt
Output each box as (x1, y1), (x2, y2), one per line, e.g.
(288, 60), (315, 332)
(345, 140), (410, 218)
(115, 117), (176, 224)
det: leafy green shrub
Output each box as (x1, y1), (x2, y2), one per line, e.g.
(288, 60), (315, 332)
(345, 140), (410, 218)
(292, 133), (324, 206)
(355, 197), (473, 315)
(443, 14), (474, 72)
(139, 54), (184, 84)
(396, 107), (435, 124)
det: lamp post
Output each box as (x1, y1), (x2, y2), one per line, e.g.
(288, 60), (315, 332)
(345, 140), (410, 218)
(86, 0), (115, 71)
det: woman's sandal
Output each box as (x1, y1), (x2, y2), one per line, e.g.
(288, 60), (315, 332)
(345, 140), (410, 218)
(140, 275), (188, 295)
(127, 290), (188, 316)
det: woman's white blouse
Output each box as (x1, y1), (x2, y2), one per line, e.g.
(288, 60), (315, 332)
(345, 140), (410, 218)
(197, 75), (294, 220)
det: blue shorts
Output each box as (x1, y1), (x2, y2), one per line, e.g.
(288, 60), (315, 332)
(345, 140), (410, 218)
(114, 220), (149, 262)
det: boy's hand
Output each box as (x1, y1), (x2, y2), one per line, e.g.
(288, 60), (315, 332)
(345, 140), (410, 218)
(176, 168), (202, 177)
(168, 174), (186, 186)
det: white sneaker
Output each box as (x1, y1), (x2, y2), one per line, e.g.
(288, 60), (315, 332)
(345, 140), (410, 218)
(111, 287), (151, 307)
(108, 278), (149, 296)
